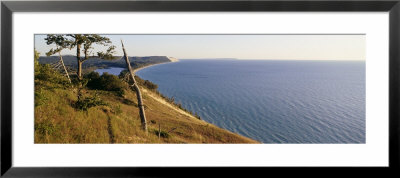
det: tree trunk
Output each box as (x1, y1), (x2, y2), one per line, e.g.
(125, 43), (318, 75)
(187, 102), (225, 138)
(76, 44), (83, 103)
(59, 52), (71, 84)
(121, 40), (147, 132)
(78, 61), (82, 80)
(76, 44), (82, 80)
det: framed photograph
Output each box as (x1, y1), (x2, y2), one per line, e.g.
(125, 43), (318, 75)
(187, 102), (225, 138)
(1, 0), (399, 177)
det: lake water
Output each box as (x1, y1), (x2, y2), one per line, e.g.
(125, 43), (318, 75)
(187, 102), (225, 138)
(136, 59), (365, 143)
(95, 67), (125, 76)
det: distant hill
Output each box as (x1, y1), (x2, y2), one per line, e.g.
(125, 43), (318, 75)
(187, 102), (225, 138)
(38, 55), (173, 69)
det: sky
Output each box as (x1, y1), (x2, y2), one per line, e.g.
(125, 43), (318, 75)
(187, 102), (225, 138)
(34, 34), (365, 60)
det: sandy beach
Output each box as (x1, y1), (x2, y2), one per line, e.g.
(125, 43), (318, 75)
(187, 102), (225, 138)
(133, 57), (179, 74)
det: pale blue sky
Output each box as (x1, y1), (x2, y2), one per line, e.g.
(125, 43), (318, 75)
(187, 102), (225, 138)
(34, 34), (365, 60)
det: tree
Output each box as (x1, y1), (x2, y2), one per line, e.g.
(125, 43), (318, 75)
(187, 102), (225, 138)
(121, 40), (147, 132)
(34, 48), (40, 66)
(45, 34), (116, 80)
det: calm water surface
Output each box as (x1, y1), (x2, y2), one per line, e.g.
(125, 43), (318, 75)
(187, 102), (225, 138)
(95, 67), (125, 76)
(135, 59), (365, 143)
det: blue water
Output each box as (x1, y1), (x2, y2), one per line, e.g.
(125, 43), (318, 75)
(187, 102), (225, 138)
(136, 59), (365, 143)
(95, 67), (125, 76)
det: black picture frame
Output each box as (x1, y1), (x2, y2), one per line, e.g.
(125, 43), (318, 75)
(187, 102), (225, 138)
(1, 0), (399, 177)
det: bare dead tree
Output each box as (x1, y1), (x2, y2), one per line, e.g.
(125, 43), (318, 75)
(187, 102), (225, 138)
(121, 40), (147, 132)
(58, 52), (71, 84)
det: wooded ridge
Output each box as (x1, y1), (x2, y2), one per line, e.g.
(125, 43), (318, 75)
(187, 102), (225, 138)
(38, 55), (172, 69)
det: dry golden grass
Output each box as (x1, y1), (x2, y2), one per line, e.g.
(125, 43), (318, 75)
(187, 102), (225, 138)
(34, 82), (259, 144)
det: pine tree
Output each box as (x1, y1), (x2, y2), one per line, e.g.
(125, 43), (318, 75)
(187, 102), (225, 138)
(45, 34), (116, 80)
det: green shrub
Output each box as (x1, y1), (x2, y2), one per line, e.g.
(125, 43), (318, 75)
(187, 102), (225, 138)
(85, 71), (100, 85)
(100, 73), (125, 93)
(118, 70), (130, 81)
(75, 92), (107, 111)
(194, 113), (202, 120)
(153, 129), (170, 138)
(35, 119), (56, 135)
(34, 88), (48, 107)
(84, 71), (101, 89)
(35, 63), (71, 88)
(142, 79), (158, 90)
(119, 70), (158, 90)
(85, 72), (125, 96)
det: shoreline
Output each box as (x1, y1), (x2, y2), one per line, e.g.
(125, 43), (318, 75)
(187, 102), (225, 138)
(133, 62), (165, 74)
(133, 57), (179, 74)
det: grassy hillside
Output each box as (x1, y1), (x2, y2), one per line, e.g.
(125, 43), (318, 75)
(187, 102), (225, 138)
(34, 62), (258, 143)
